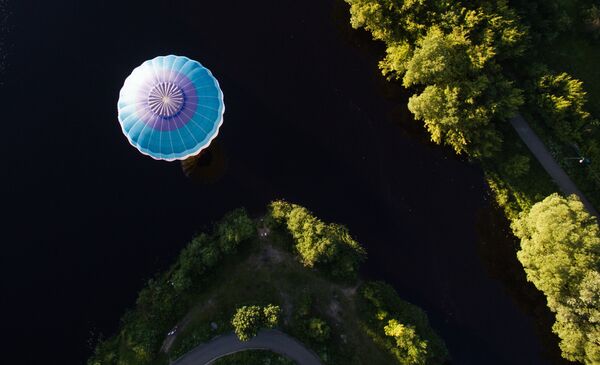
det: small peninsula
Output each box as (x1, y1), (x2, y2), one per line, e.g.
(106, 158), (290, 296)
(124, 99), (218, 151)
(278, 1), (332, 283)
(88, 201), (448, 365)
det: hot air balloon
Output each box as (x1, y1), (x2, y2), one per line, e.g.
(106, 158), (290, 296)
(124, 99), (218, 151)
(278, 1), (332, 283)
(117, 55), (225, 161)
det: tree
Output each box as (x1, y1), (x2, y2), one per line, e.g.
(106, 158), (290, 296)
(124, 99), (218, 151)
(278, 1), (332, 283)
(501, 154), (530, 179)
(263, 304), (281, 329)
(215, 208), (255, 254)
(532, 71), (596, 144)
(306, 318), (331, 343)
(268, 201), (366, 279)
(231, 306), (264, 341)
(231, 304), (281, 341)
(360, 282), (448, 365)
(584, 5), (600, 39)
(404, 21), (524, 158)
(384, 319), (429, 365)
(170, 233), (217, 292)
(347, 1), (526, 158)
(512, 193), (600, 364)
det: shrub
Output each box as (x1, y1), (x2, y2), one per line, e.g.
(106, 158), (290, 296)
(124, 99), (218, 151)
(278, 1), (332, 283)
(231, 304), (281, 341)
(306, 317), (331, 343)
(359, 282), (448, 365)
(268, 200), (366, 280)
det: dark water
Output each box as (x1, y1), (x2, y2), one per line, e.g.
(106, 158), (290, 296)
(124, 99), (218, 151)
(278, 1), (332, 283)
(3, 1), (558, 364)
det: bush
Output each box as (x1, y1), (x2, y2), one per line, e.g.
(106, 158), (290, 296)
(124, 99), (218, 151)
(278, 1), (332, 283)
(359, 282), (448, 365)
(215, 208), (256, 254)
(502, 154), (530, 179)
(530, 71), (596, 144)
(231, 304), (281, 341)
(268, 200), (366, 280)
(306, 318), (331, 343)
(584, 5), (600, 39)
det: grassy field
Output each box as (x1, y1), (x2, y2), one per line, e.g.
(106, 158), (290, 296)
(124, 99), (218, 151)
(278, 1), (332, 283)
(167, 227), (395, 364)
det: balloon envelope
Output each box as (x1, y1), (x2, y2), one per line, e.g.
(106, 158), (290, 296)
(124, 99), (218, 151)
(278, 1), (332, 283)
(117, 55), (225, 161)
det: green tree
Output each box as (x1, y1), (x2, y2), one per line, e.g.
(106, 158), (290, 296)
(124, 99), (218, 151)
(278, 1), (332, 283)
(584, 5), (600, 39)
(532, 71), (597, 144)
(384, 319), (429, 365)
(347, 0), (526, 158)
(216, 208), (255, 254)
(502, 154), (530, 179)
(231, 304), (281, 341)
(268, 201), (366, 279)
(170, 233), (217, 292)
(360, 282), (448, 365)
(231, 305), (264, 341)
(306, 317), (331, 343)
(512, 193), (600, 364)
(263, 304), (281, 329)
(403, 22), (523, 158)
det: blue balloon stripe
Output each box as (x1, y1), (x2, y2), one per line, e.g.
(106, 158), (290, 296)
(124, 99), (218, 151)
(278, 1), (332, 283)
(127, 118), (148, 145)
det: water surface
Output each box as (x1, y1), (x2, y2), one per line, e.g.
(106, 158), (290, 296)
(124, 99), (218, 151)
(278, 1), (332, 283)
(3, 1), (554, 364)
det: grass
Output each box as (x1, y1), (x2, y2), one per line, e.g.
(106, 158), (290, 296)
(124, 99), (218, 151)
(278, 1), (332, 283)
(167, 228), (395, 365)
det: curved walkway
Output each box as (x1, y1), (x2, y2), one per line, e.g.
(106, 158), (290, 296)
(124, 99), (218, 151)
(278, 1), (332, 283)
(510, 114), (599, 218)
(171, 329), (323, 365)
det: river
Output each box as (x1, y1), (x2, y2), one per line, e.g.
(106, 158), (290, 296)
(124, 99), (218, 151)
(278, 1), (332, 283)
(2, 1), (562, 364)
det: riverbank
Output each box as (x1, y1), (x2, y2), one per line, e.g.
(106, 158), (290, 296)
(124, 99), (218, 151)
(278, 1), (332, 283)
(340, 0), (599, 363)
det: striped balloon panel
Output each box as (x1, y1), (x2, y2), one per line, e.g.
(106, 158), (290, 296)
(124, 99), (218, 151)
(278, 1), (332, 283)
(117, 55), (225, 161)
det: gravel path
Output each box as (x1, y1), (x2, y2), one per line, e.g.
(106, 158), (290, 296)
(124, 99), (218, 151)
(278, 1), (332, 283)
(510, 114), (598, 218)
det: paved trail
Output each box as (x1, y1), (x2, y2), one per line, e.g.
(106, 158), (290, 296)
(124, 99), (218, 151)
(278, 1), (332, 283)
(510, 114), (598, 218)
(171, 330), (322, 365)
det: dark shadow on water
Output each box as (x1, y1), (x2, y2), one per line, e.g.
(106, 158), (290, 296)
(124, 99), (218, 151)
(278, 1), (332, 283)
(181, 140), (227, 184)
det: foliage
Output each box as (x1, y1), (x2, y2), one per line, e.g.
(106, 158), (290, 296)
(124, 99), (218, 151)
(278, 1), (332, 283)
(231, 304), (281, 341)
(512, 194), (600, 364)
(231, 306), (264, 341)
(529, 70), (597, 144)
(522, 66), (600, 209)
(269, 200), (366, 280)
(344, 1), (600, 362)
(508, 0), (574, 43)
(501, 154), (530, 179)
(584, 5), (600, 39)
(306, 318), (331, 343)
(263, 304), (282, 328)
(358, 282), (448, 365)
(215, 208), (256, 254)
(384, 319), (428, 365)
(346, 0), (526, 158)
